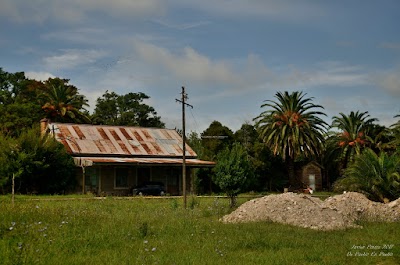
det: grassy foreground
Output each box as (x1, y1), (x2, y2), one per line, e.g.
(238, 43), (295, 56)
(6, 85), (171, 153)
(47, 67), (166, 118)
(1, 195), (399, 265)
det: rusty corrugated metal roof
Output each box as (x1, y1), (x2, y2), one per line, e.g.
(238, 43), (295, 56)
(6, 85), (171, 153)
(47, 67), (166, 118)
(73, 157), (215, 167)
(48, 123), (197, 158)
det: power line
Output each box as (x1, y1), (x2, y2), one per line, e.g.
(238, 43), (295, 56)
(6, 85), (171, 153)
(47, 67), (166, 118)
(189, 107), (200, 134)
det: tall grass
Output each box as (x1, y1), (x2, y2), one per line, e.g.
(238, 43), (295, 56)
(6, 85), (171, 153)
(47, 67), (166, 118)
(0, 195), (399, 265)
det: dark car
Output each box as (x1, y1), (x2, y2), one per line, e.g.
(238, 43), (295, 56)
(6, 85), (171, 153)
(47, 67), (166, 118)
(131, 182), (166, 196)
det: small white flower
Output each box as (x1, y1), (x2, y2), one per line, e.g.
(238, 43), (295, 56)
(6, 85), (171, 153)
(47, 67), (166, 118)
(9, 227), (13, 231)
(36, 205), (39, 209)
(151, 247), (156, 252)
(143, 240), (148, 244)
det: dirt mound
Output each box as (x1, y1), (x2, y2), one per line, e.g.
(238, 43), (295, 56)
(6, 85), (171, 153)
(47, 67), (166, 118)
(323, 192), (400, 222)
(221, 192), (400, 230)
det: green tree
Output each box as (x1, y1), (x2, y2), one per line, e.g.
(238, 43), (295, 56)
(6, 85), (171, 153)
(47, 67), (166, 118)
(329, 111), (378, 171)
(201, 121), (234, 160)
(254, 91), (327, 186)
(333, 148), (400, 202)
(39, 78), (90, 123)
(234, 123), (286, 191)
(187, 131), (209, 194)
(92, 91), (164, 127)
(213, 143), (254, 207)
(0, 68), (43, 136)
(0, 134), (20, 193)
(0, 127), (76, 194)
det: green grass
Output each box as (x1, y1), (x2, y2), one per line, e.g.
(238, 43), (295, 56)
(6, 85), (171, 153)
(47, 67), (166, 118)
(0, 195), (399, 265)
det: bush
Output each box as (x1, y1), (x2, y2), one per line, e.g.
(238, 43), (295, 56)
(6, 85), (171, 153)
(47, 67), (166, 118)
(0, 127), (76, 194)
(213, 143), (254, 207)
(333, 148), (400, 202)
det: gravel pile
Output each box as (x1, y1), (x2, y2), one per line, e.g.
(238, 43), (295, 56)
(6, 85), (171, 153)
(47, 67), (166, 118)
(221, 192), (400, 230)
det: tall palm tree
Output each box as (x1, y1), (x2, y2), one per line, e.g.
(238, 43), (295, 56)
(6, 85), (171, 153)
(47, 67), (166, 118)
(254, 91), (327, 186)
(39, 78), (90, 123)
(329, 111), (377, 170)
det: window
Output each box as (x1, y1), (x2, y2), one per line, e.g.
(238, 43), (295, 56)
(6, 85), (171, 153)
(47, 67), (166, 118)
(115, 168), (129, 188)
(137, 167), (151, 185)
(85, 167), (98, 187)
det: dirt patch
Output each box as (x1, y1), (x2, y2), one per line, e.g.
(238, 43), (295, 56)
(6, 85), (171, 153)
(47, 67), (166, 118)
(221, 192), (400, 230)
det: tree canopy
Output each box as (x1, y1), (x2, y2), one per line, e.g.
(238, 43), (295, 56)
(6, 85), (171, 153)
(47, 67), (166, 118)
(91, 91), (165, 128)
(38, 78), (90, 123)
(213, 142), (254, 207)
(254, 91), (327, 186)
(0, 68), (43, 136)
(0, 127), (76, 194)
(334, 148), (400, 202)
(329, 111), (378, 170)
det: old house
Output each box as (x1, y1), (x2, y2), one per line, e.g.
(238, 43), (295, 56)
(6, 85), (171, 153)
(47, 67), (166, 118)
(41, 119), (215, 195)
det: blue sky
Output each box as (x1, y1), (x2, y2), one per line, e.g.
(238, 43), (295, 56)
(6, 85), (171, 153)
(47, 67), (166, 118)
(1, 0), (399, 133)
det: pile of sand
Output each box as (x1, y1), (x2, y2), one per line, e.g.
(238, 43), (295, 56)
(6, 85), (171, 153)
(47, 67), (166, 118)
(221, 192), (400, 230)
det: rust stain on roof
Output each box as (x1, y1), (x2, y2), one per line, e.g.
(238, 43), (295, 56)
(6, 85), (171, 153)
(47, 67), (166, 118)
(109, 129), (121, 141)
(97, 127), (110, 140)
(51, 123), (199, 158)
(142, 130), (152, 140)
(132, 130), (144, 142)
(141, 143), (152, 155)
(120, 128), (132, 140)
(60, 139), (72, 153)
(72, 125), (85, 139)
(94, 140), (106, 153)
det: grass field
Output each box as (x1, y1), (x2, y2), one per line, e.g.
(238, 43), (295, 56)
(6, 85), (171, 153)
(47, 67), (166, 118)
(1, 195), (399, 265)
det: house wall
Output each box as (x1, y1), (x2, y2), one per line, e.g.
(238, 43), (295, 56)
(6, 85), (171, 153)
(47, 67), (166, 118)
(301, 163), (322, 191)
(75, 165), (192, 196)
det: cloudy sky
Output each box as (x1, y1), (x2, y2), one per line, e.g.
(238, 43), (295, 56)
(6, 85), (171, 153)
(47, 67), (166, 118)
(1, 0), (399, 133)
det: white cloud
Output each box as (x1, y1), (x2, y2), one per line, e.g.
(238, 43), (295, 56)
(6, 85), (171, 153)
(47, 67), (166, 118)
(152, 19), (211, 30)
(380, 42), (400, 50)
(281, 62), (369, 89)
(0, 0), (165, 24)
(43, 49), (107, 70)
(41, 28), (108, 45)
(25, 71), (55, 81)
(132, 41), (375, 99)
(133, 40), (241, 85)
(172, 0), (325, 22)
(372, 69), (400, 97)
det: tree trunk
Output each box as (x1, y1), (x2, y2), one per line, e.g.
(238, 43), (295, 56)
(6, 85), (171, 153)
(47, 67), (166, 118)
(287, 158), (296, 187)
(229, 194), (237, 208)
(12, 173), (15, 207)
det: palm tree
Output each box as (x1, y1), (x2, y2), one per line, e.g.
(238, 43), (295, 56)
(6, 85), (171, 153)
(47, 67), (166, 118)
(329, 111), (377, 170)
(254, 91), (327, 186)
(39, 78), (90, 123)
(389, 113), (400, 149)
(334, 148), (400, 202)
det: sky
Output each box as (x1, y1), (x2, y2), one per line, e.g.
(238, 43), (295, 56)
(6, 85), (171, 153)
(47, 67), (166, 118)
(1, 0), (399, 134)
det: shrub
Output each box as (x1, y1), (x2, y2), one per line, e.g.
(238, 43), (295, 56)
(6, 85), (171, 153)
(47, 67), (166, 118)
(333, 148), (400, 202)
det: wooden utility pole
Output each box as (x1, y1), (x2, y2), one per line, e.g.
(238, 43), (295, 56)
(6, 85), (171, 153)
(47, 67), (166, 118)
(176, 86), (193, 208)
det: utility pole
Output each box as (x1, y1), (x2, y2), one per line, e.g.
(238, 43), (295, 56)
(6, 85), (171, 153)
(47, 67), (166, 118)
(176, 86), (193, 208)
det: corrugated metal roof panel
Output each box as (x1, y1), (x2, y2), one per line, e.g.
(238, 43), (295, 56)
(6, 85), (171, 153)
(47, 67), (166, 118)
(50, 123), (198, 158)
(73, 157), (215, 167)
